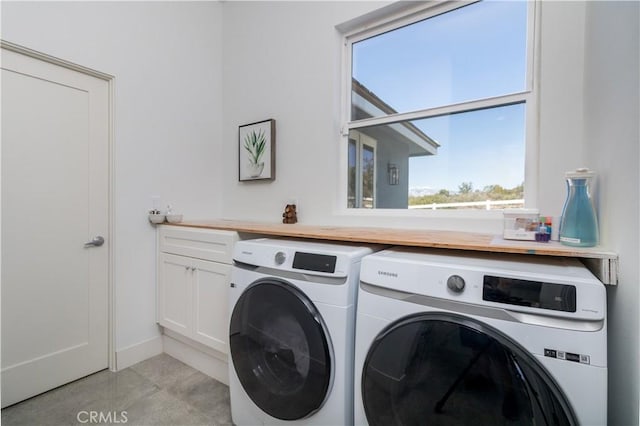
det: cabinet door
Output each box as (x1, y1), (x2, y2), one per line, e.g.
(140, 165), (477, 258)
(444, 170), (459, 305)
(158, 253), (192, 335)
(191, 259), (231, 354)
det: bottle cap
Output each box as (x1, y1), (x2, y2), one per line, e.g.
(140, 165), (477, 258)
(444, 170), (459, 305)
(565, 168), (595, 178)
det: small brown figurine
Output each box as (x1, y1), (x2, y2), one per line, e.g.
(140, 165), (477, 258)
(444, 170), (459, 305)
(282, 204), (297, 224)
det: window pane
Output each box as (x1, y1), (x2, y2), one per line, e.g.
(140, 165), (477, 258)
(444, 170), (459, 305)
(409, 103), (525, 209)
(351, 0), (528, 120)
(349, 103), (525, 210)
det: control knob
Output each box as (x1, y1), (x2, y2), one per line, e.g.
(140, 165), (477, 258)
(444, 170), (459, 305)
(275, 251), (286, 265)
(447, 275), (466, 293)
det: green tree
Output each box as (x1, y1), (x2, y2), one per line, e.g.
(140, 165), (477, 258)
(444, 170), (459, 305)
(409, 182), (524, 207)
(458, 182), (473, 194)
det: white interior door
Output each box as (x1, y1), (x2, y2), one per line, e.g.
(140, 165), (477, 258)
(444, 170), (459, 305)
(1, 45), (111, 408)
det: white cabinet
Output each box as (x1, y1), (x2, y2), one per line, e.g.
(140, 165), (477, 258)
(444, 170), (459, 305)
(158, 253), (192, 336)
(157, 226), (238, 355)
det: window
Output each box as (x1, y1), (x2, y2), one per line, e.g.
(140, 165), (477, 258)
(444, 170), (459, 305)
(342, 0), (536, 211)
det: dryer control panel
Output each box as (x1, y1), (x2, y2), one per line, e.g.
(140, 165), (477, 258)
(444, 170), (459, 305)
(233, 238), (380, 278)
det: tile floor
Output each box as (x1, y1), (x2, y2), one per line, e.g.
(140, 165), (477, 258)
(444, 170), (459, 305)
(1, 354), (232, 426)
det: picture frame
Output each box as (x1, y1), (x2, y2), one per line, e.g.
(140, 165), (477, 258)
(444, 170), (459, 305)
(238, 119), (276, 181)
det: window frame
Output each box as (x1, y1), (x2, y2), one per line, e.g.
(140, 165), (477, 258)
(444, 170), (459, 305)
(349, 130), (378, 209)
(338, 0), (539, 218)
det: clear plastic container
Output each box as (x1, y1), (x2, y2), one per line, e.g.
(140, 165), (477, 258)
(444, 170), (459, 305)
(503, 209), (539, 240)
(559, 168), (599, 247)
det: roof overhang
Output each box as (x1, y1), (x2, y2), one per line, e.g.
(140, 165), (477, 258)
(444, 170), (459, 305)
(351, 79), (439, 157)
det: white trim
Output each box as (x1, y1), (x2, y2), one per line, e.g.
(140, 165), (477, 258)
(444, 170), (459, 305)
(0, 40), (114, 81)
(115, 336), (163, 371)
(1, 40), (118, 372)
(525, 0), (541, 209)
(335, 1), (431, 35)
(525, 0), (537, 93)
(337, 1), (476, 41)
(337, 27), (352, 212)
(348, 91), (530, 130)
(334, 203), (504, 220)
(349, 131), (378, 209)
(162, 330), (229, 385)
(107, 56), (117, 373)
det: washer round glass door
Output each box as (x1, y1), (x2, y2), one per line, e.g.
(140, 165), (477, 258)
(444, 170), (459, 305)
(362, 313), (577, 426)
(229, 279), (333, 420)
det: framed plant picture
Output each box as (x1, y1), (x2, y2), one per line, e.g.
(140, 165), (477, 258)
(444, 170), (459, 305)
(239, 119), (275, 181)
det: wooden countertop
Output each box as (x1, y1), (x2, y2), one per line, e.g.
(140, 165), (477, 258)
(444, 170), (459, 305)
(169, 219), (619, 285)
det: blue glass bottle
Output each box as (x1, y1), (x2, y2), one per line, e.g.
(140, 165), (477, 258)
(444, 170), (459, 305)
(559, 168), (599, 247)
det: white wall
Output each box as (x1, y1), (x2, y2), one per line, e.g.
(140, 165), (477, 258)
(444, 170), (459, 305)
(583, 2), (640, 425)
(1, 1), (224, 351)
(221, 1), (389, 226)
(537, 1), (587, 216)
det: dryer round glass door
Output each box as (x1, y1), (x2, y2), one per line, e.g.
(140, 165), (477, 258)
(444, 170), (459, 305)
(361, 313), (577, 426)
(229, 279), (333, 420)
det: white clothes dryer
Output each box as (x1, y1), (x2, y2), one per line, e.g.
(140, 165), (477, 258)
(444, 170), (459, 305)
(229, 238), (381, 426)
(355, 247), (607, 426)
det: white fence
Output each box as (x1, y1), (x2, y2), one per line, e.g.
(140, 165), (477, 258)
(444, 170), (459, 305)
(409, 198), (525, 210)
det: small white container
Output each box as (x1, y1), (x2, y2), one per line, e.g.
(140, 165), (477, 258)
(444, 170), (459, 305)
(166, 214), (183, 224)
(148, 213), (166, 224)
(503, 208), (539, 241)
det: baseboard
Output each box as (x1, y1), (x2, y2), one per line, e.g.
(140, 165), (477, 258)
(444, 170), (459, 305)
(162, 330), (229, 385)
(115, 335), (163, 370)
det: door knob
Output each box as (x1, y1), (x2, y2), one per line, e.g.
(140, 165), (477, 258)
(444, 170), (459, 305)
(84, 236), (105, 248)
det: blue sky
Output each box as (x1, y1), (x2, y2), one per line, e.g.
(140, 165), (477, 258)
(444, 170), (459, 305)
(352, 0), (528, 192)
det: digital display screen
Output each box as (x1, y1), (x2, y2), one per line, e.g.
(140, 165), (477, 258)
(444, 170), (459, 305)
(292, 252), (337, 273)
(483, 275), (576, 312)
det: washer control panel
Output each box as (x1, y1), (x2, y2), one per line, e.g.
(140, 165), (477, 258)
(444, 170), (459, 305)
(359, 247), (606, 322)
(292, 251), (337, 273)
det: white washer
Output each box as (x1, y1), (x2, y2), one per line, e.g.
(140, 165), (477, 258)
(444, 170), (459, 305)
(355, 247), (607, 426)
(229, 238), (381, 425)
